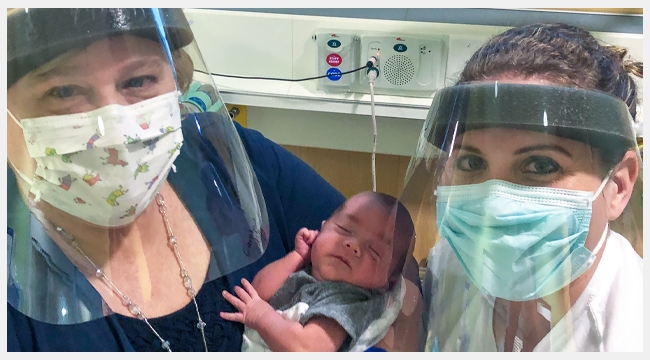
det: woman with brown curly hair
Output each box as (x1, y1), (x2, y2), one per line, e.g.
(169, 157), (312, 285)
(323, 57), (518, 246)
(407, 23), (643, 351)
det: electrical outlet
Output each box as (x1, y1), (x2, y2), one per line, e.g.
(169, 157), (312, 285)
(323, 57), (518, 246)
(226, 104), (247, 127)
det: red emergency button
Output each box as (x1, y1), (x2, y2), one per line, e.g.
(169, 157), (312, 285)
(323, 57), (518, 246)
(326, 53), (342, 67)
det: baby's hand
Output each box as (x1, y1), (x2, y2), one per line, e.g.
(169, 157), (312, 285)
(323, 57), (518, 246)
(220, 278), (275, 329)
(294, 227), (318, 262)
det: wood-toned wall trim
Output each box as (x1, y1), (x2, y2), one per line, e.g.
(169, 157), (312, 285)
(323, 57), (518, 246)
(545, 8), (642, 15)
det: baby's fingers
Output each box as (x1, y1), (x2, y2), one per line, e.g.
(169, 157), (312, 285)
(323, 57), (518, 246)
(234, 283), (253, 302)
(296, 228), (309, 240)
(241, 278), (259, 298)
(222, 289), (245, 311)
(219, 311), (245, 323)
(306, 230), (319, 244)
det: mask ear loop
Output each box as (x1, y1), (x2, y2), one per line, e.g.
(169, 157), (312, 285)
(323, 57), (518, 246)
(590, 223), (609, 256)
(590, 170), (614, 202)
(8, 160), (41, 203)
(7, 108), (23, 129)
(588, 170), (614, 256)
(8, 108), (41, 202)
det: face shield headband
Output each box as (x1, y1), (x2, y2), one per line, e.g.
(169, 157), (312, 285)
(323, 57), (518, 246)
(427, 82), (637, 156)
(7, 8), (194, 89)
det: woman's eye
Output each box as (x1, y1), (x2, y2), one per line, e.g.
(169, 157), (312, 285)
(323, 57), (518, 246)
(456, 154), (486, 171)
(46, 85), (78, 99)
(522, 156), (560, 174)
(123, 75), (155, 89)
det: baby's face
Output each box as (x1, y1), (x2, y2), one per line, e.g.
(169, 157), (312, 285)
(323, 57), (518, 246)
(310, 193), (394, 291)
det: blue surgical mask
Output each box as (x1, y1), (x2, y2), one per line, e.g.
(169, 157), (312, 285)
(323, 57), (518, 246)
(435, 177), (610, 301)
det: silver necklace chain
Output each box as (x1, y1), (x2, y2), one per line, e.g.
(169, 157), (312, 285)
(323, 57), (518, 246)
(55, 192), (208, 352)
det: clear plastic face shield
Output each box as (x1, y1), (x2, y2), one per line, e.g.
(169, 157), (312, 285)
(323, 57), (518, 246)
(401, 82), (642, 351)
(7, 8), (269, 324)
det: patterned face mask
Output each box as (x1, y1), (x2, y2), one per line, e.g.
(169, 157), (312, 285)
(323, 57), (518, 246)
(8, 91), (184, 227)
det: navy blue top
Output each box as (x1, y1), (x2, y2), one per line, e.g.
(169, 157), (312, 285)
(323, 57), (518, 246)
(7, 120), (346, 351)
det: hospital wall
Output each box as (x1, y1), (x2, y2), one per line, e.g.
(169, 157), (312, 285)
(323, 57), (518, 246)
(184, 9), (644, 263)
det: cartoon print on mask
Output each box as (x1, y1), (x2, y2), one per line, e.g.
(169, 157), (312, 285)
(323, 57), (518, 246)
(168, 142), (182, 159)
(12, 89), (183, 229)
(85, 134), (100, 149)
(101, 148), (129, 167)
(142, 138), (159, 153)
(25, 134), (36, 145)
(82, 171), (102, 186)
(134, 161), (149, 180)
(124, 134), (142, 145)
(169, 101), (177, 118)
(137, 111), (153, 130)
(145, 175), (159, 190)
(120, 205), (138, 219)
(58, 174), (77, 191)
(61, 151), (81, 164)
(106, 185), (128, 206)
(160, 126), (174, 134)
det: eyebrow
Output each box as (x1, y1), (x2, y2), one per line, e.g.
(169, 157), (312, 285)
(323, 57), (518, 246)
(513, 144), (573, 158)
(452, 144), (482, 154)
(31, 64), (81, 83)
(119, 57), (166, 78)
(453, 143), (572, 158)
(31, 57), (166, 84)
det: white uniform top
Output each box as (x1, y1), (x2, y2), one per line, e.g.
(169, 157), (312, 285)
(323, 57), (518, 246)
(421, 230), (643, 352)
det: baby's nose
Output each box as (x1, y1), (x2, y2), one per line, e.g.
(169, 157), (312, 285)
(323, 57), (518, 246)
(345, 241), (360, 256)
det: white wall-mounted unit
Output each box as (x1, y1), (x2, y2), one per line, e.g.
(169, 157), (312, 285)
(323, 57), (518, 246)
(315, 32), (360, 92)
(184, 9), (642, 155)
(356, 35), (448, 96)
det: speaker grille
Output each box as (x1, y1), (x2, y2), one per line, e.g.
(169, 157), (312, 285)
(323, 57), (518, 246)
(383, 55), (415, 86)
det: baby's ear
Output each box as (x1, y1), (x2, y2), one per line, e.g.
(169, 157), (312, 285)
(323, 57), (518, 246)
(605, 150), (639, 220)
(382, 273), (401, 294)
(321, 220), (326, 230)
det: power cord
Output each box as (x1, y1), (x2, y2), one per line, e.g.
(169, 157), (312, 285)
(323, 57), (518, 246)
(366, 56), (380, 192)
(194, 62), (373, 82)
(195, 58), (381, 191)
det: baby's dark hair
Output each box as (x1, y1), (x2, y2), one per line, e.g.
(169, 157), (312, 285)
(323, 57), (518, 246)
(376, 192), (414, 288)
(456, 23), (643, 174)
(332, 191), (415, 289)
